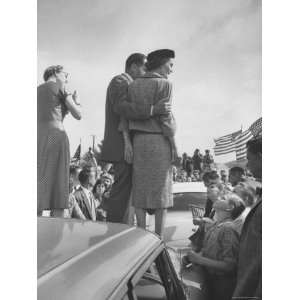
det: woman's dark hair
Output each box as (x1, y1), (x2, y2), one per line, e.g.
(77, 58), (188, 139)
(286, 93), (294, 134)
(92, 179), (103, 194)
(146, 49), (175, 71)
(125, 53), (146, 72)
(43, 65), (64, 82)
(146, 57), (170, 71)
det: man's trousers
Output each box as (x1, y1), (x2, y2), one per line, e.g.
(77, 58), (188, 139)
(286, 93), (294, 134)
(106, 162), (132, 223)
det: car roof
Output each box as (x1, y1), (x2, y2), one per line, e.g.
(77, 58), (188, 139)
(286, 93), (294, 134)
(38, 217), (162, 299)
(173, 182), (207, 193)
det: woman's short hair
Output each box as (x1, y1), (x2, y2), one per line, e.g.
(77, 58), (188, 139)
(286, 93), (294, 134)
(43, 65), (64, 82)
(224, 193), (246, 220)
(146, 49), (175, 71)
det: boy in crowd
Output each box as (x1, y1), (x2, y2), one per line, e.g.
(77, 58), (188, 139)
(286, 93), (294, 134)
(186, 193), (245, 300)
(228, 167), (245, 187)
(189, 171), (224, 250)
(220, 169), (228, 184)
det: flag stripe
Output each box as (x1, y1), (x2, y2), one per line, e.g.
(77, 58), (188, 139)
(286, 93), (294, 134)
(214, 130), (242, 143)
(215, 139), (236, 147)
(214, 148), (237, 156)
(235, 131), (253, 146)
(213, 129), (242, 156)
(214, 144), (236, 152)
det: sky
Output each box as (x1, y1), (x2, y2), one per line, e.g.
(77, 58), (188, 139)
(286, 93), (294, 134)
(37, 0), (261, 163)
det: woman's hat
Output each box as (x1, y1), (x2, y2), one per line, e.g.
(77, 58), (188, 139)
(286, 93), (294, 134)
(146, 49), (175, 71)
(147, 49), (175, 62)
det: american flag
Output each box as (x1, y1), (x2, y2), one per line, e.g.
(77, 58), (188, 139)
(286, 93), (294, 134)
(213, 129), (242, 156)
(72, 144), (81, 162)
(235, 117), (262, 161)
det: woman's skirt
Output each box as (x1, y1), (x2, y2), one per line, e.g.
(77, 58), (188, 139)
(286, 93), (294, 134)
(132, 133), (173, 209)
(37, 127), (70, 211)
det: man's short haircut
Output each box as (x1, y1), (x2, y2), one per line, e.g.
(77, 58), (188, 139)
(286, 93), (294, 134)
(229, 166), (245, 176)
(202, 170), (219, 183)
(125, 53), (146, 71)
(247, 137), (262, 156)
(78, 167), (94, 185)
(208, 170), (219, 181)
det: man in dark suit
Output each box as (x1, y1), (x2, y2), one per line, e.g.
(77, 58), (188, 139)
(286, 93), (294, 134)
(232, 137), (262, 300)
(71, 167), (98, 221)
(101, 53), (171, 223)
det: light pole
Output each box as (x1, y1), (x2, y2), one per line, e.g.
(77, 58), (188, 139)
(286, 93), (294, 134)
(91, 135), (96, 152)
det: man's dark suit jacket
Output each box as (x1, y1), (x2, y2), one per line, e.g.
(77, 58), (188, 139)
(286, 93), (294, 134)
(101, 73), (152, 163)
(233, 199), (262, 299)
(72, 187), (97, 221)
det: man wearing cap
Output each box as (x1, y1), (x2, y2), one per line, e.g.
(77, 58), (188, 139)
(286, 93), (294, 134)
(101, 53), (171, 224)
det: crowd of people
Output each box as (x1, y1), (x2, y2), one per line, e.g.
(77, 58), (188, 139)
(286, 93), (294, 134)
(173, 148), (215, 182)
(184, 137), (262, 300)
(37, 49), (262, 300)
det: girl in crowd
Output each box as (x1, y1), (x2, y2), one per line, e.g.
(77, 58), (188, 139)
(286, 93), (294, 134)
(120, 49), (179, 238)
(92, 179), (107, 221)
(37, 65), (81, 217)
(187, 193), (245, 300)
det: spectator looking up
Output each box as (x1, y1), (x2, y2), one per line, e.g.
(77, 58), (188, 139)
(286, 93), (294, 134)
(187, 192), (245, 300)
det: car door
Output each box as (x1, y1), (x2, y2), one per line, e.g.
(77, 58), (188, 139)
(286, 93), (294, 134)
(126, 246), (187, 300)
